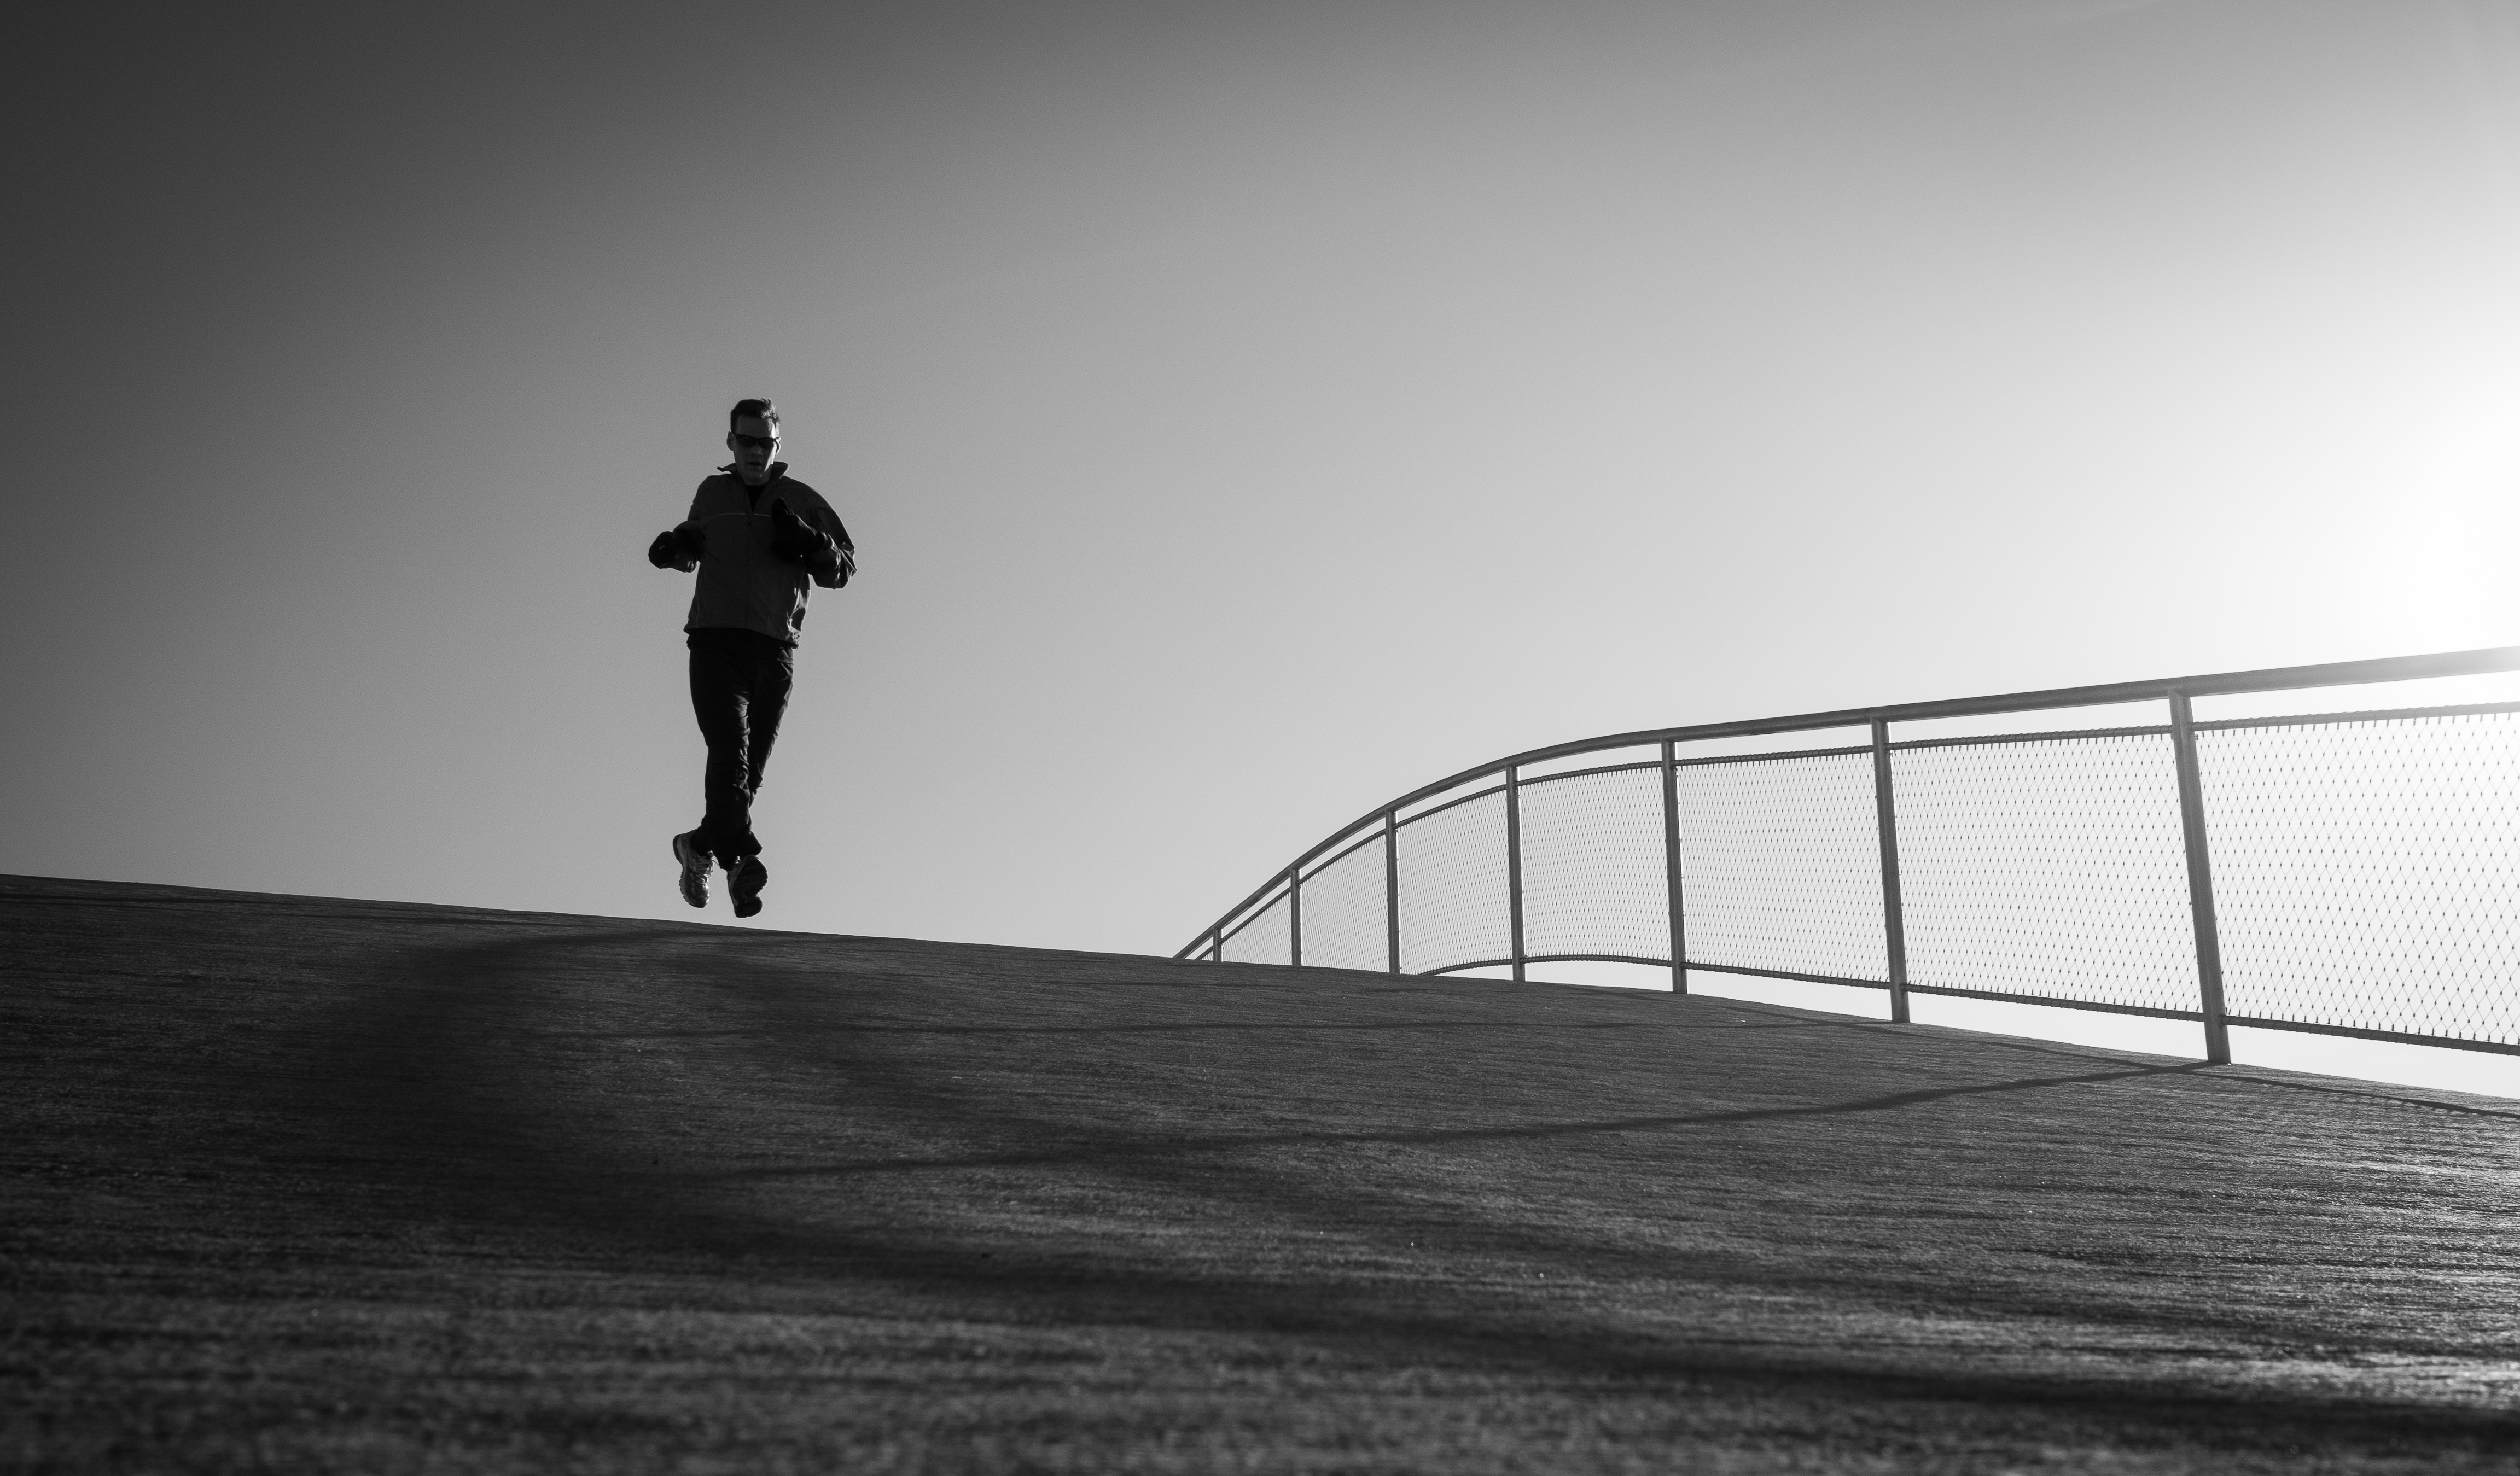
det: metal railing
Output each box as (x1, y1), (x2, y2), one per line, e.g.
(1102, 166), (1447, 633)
(1178, 646), (2520, 1063)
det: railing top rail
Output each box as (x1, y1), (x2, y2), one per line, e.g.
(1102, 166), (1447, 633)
(1178, 644), (2520, 955)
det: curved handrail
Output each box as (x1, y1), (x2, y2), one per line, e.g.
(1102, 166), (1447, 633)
(1179, 643), (2520, 960)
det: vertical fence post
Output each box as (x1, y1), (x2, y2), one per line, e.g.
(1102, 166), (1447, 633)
(1209, 929), (1221, 963)
(1286, 866), (1302, 969)
(1662, 738), (1687, 995)
(1871, 717), (1911, 1025)
(2168, 690), (2232, 1064)
(1506, 765), (1526, 983)
(1384, 807), (1402, 975)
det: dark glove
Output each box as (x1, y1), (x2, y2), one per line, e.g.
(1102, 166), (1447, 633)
(770, 500), (835, 568)
(648, 528), (700, 571)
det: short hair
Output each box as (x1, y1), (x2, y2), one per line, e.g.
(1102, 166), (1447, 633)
(728, 398), (781, 435)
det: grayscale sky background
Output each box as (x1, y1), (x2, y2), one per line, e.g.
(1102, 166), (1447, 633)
(6, 0), (2519, 958)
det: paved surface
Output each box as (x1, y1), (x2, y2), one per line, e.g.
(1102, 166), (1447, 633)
(5, 874), (2519, 1473)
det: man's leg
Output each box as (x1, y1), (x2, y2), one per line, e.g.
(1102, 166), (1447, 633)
(689, 640), (758, 869)
(737, 646), (797, 820)
(723, 643), (794, 918)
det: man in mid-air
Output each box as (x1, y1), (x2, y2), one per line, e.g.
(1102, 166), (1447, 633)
(647, 398), (854, 917)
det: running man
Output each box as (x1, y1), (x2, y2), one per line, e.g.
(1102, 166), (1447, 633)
(647, 398), (854, 917)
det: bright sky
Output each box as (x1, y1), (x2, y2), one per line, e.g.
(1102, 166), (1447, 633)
(7, 0), (2519, 1079)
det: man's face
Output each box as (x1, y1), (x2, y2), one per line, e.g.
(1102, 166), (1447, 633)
(726, 415), (780, 485)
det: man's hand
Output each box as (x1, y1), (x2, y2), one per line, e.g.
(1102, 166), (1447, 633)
(648, 528), (700, 571)
(770, 500), (837, 569)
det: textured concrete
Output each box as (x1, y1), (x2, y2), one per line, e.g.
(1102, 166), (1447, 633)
(5, 874), (2518, 1473)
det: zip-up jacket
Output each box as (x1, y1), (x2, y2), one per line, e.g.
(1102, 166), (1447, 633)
(666, 463), (855, 645)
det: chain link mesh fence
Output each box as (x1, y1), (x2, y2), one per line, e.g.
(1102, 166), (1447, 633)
(1521, 765), (1669, 962)
(1297, 833), (1389, 973)
(1894, 733), (2200, 1013)
(1218, 889), (1290, 966)
(1396, 790), (1511, 974)
(1679, 751), (1887, 984)
(2200, 712), (2520, 1047)
(1186, 654), (2520, 1060)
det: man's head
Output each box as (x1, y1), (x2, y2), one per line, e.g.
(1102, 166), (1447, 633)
(726, 398), (782, 485)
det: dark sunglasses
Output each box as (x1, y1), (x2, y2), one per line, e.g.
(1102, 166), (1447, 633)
(731, 433), (778, 451)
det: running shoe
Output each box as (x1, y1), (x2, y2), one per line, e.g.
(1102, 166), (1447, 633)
(672, 831), (713, 909)
(729, 855), (768, 918)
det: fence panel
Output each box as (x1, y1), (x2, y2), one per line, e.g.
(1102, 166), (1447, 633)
(1218, 890), (1291, 966)
(1298, 833), (1390, 973)
(1892, 733), (2199, 1013)
(1679, 751), (1886, 983)
(2201, 712), (2520, 1047)
(1520, 766), (1669, 962)
(1397, 790), (1511, 973)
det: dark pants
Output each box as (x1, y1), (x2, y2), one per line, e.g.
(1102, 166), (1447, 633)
(687, 629), (794, 866)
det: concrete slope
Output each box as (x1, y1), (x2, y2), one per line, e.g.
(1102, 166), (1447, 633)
(5, 874), (2517, 1474)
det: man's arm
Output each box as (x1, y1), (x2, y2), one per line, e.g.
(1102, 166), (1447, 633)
(771, 499), (853, 588)
(649, 481), (718, 572)
(663, 479), (727, 572)
(813, 502), (856, 590)
(647, 525), (702, 572)
(816, 542), (856, 591)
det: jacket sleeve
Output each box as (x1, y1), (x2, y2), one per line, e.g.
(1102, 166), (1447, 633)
(808, 504), (855, 590)
(671, 484), (712, 556)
